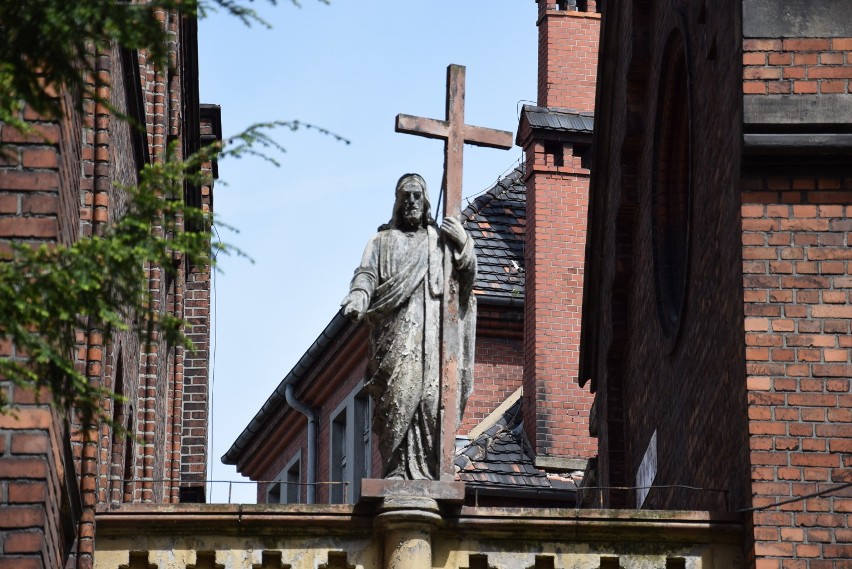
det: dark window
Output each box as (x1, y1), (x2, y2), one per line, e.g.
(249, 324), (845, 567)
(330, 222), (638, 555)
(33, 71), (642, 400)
(652, 31), (691, 337)
(108, 353), (135, 503)
(330, 409), (347, 504)
(328, 390), (372, 504)
(267, 453), (301, 504)
(122, 405), (134, 502)
(352, 394), (371, 502)
(267, 481), (281, 504)
(286, 458), (301, 504)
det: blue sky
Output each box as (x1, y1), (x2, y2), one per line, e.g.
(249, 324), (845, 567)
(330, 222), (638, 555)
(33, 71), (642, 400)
(199, 0), (538, 503)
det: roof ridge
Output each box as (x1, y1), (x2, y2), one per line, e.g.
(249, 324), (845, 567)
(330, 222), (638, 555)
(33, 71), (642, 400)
(462, 166), (524, 219)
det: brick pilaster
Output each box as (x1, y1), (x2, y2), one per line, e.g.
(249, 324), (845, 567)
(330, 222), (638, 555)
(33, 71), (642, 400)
(537, 1), (600, 111)
(743, 174), (852, 568)
(521, 1), (600, 467)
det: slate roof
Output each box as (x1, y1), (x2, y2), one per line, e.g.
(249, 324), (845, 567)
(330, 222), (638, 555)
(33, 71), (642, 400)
(454, 399), (577, 493)
(521, 105), (594, 134)
(463, 167), (526, 299)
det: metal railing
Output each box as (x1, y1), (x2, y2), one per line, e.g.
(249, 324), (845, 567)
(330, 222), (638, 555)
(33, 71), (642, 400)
(106, 477), (351, 505)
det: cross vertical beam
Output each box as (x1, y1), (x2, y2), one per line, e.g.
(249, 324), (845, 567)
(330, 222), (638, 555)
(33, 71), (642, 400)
(395, 64), (514, 480)
(396, 65), (514, 218)
(445, 63), (465, 217)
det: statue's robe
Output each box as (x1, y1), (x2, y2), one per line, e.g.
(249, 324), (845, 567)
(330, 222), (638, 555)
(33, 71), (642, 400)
(349, 224), (476, 479)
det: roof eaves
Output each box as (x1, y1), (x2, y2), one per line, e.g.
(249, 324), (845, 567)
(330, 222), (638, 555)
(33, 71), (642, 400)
(518, 104), (595, 137)
(221, 310), (353, 466)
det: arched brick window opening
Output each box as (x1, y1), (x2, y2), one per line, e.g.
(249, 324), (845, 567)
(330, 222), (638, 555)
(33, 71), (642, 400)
(122, 403), (134, 502)
(108, 352), (135, 503)
(108, 353), (125, 503)
(652, 31), (691, 337)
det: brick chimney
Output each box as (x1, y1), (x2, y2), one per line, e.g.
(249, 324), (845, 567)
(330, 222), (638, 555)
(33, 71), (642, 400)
(517, 0), (600, 472)
(537, 0), (599, 110)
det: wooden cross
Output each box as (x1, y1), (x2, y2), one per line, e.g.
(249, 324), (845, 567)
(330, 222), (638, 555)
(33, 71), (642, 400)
(395, 64), (514, 480)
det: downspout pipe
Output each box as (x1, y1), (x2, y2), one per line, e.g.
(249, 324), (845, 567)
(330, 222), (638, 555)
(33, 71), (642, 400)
(284, 377), (317, 504)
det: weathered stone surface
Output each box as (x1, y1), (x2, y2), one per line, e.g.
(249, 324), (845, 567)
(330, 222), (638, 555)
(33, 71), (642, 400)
(341, 174), (477, 480)
(744, 94), (852, 127)
(393, 65), (512, 481)
(359, 479), (465, 503)
(743, 0), (852, 38)
(93, 503), (745, 569)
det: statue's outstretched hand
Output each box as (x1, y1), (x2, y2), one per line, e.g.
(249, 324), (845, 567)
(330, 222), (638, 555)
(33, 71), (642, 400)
(442, 217), (468, 250)
(342, 290), (368, 322)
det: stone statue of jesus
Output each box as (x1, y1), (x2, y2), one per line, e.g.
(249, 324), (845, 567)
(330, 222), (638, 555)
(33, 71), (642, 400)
(341, 173), (477, 480)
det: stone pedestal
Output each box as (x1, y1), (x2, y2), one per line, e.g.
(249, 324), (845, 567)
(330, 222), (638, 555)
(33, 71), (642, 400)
(375, 496), (441, 569)
(363, 479), (465, 569)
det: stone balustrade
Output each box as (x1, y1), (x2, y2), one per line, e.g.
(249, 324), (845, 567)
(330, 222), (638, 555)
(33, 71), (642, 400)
(93, 503), (744, 569)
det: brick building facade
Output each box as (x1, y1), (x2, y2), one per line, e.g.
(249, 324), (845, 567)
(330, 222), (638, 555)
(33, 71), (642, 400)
(583, 0), (852, 567)
(518, 0), (600, 471)
(0, 8), (217, 568)
(83, 0), (852, 567)
(2, 0), (845, 567)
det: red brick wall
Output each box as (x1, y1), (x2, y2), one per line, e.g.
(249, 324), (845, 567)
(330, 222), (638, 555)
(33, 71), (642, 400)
(91, 43), (146, 510)
(0, 404), (71, 569)
(0, 63), (121, 569)
(0, 115), (62, 250)
(462, 334), (523, 434)
(57, 92), (83, 247)
(180, 110), (215, 492)
(135, 29), (174, 506)
(118, 9), (213, 507)
(740, 5), (852, 562)
(182, 261), (211, 491)
(313, 357), (368, 504)
(583, 0), (751, 510)
(256, 428), (308, 505)
(2, 7), (211, 568)
(537, 4), (600, 111)
(742, 173), (852, 568)
(523, 154), (596, 460)
(248, 325), (372, 505)
(0, 92), (82, 569)
(522, 2), (600, 465)
(744, 39), (852, 95)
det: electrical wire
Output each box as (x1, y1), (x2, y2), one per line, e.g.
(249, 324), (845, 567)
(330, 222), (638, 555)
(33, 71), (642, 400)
(435, 154), (524, 221)
(578, 484), (729, 495)
(462, 157), (524, 208)
(434, 184), (444, 221)
(738, 481), (852, 513)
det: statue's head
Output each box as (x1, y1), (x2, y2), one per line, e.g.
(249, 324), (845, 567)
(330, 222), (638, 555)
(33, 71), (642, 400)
(389, 173), (435, 231)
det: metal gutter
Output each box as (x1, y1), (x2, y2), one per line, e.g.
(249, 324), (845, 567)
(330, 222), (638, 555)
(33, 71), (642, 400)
(284, 379), (317, 504)
(476, 294), (524, 308)
(467, 484), (578, 506)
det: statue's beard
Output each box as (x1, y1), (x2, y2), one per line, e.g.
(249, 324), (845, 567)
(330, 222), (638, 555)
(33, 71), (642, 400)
(400, 208), (422, 231)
